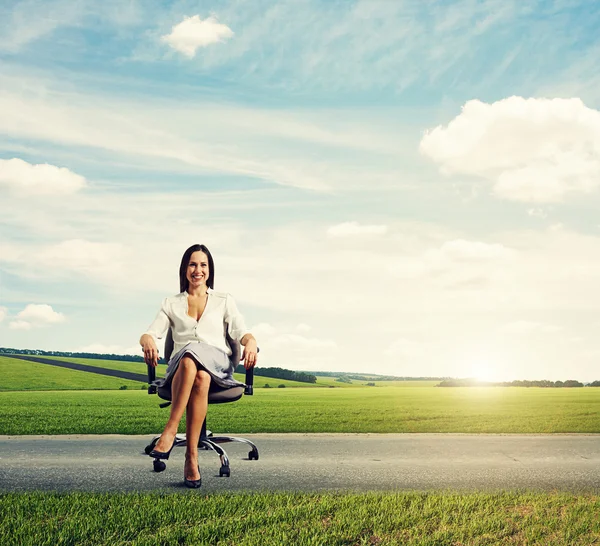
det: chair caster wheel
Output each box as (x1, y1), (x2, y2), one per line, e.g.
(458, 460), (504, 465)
(219, 465), (230, 477)
(249, 449), (259, 461)
(144, 445), (153, 455)
(153, 460), (167, 472)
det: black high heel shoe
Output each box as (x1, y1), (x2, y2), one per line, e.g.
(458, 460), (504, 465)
(184, 466), (202, 489)
(148, 437), (176, 460)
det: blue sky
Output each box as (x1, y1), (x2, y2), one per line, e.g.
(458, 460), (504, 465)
(1, 0), (600, 381)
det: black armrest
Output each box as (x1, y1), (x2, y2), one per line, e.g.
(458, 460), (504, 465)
(147, 364), (157, 394)
(244, 367), (254, 396)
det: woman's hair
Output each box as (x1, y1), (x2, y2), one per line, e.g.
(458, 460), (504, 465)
(179, 244), (215, 293)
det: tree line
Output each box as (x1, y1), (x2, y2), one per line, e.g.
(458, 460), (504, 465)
(437, 379), (599, 387)
(0, 347), (146, 362)
(235, 365), (317, 384)
(312, 370), (449, 381)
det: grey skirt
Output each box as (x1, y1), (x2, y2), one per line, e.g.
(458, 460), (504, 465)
(153, 342), (245, 401)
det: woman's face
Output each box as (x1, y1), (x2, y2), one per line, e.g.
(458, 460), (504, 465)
(186, 251), (210, 291)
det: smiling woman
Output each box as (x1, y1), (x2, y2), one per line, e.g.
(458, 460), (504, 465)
(138, 243), (258, 487)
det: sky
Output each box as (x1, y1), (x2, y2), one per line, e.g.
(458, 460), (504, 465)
(1, 0), (600, 382)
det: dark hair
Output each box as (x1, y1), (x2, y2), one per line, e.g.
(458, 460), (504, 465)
(179, 244), (215, 293)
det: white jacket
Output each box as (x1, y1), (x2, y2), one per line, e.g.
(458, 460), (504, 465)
(143, 289), (249, 357)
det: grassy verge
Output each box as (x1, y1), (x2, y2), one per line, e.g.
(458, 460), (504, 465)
(1, 387), (599, 435)
(0, 491), (598, 545)
(0, 356), (334, 390)
(0, 356), (148, 391)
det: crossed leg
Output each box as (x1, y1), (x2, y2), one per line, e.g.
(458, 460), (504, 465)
(153, 355), (211, 482)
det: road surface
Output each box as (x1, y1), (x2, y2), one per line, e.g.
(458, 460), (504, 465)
(1, 433), (598, 493)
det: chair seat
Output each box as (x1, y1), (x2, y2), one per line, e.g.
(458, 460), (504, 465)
(208, 386), (244, 404)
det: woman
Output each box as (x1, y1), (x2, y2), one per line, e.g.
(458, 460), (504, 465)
(140, 243), (258, 488)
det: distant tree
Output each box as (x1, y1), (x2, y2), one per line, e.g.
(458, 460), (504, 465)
(335, 377), (352, 384)
(0, 347), (147, 363)
(588, 381), (600, 387)
(278, 384), (286, 388)
(366, 382), (376, 386)
(235, 365), (316, 384)
(264, 384), (271, 388)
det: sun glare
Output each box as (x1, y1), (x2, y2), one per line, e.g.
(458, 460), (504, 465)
(464, 352), (507, 383)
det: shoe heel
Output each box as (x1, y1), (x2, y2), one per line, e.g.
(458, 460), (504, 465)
(184, 466), (202, 488)
(149, 438), (176, 460)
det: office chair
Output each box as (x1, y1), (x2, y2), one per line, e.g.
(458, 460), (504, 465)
(145, 328), (258, 477)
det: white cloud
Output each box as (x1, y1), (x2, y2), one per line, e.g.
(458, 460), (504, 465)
(384, 338), (423, 359)
(246, 322), (337, 370)
(9, 320), (31, 330)
(0, 306), (6, 322)
(0, 158), (86, 196)
(428, 239), (516, 262)
(327, 221), (388, 237)
(296, 323), (311, 333)
(420, 96), (600, 203)
(0, 72), (418, 193)
(528, 208), (548, 218)
(9, 303), (65, 330)
(388, 238), (516, 288)
(251, 322), (337, 352)
(501, 320), (563, 335)
(251, 323), (278, 337)
(38, 239), (124, 277)
(0, 0), (85, 51)
(0, 239), (126, 282)
(161, 15), (233, 58)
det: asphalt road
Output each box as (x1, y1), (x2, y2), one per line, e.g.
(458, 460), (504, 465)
(1, 433), (598, 493)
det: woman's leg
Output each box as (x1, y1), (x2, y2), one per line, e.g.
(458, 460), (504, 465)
(153, 356), (198, 452)
(184, 369), (211, 480)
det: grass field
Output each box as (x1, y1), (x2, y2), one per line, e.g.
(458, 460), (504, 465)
(39, 355), (164, 377)
(2, 355), (598, 544)
(1, 383), (598, 435)
(1, 356), (356, 390)
(0, 491), (598, 545)
(0, 356), (148, 391)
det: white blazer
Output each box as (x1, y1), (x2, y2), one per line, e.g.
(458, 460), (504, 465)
(144, 289), (250, 357)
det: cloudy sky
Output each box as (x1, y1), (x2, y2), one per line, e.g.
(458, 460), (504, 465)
(1, 0), (600, 382)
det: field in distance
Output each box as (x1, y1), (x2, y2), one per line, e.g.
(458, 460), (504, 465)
(0, 355), (437, 391)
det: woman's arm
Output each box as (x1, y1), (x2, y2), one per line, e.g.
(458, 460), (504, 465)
(140, 334), (160, 367)
(240, 333), (258, 369)
(224, 294), (257, 369)
(140, 298), (171, 367)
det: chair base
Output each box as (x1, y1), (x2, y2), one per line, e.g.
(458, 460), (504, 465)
(145, 432), (259, 477)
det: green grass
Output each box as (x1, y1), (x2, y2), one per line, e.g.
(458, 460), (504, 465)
(0, 356), (147, 391)
(1, 386), (599, 435)
(0, 491), (598, 545)
(1, 356), (326, 390)
(39, 355), (163, 377)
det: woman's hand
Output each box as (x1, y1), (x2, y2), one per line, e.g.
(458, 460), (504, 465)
(140, 334), (160, 367)
(240, 335), (258, 369)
